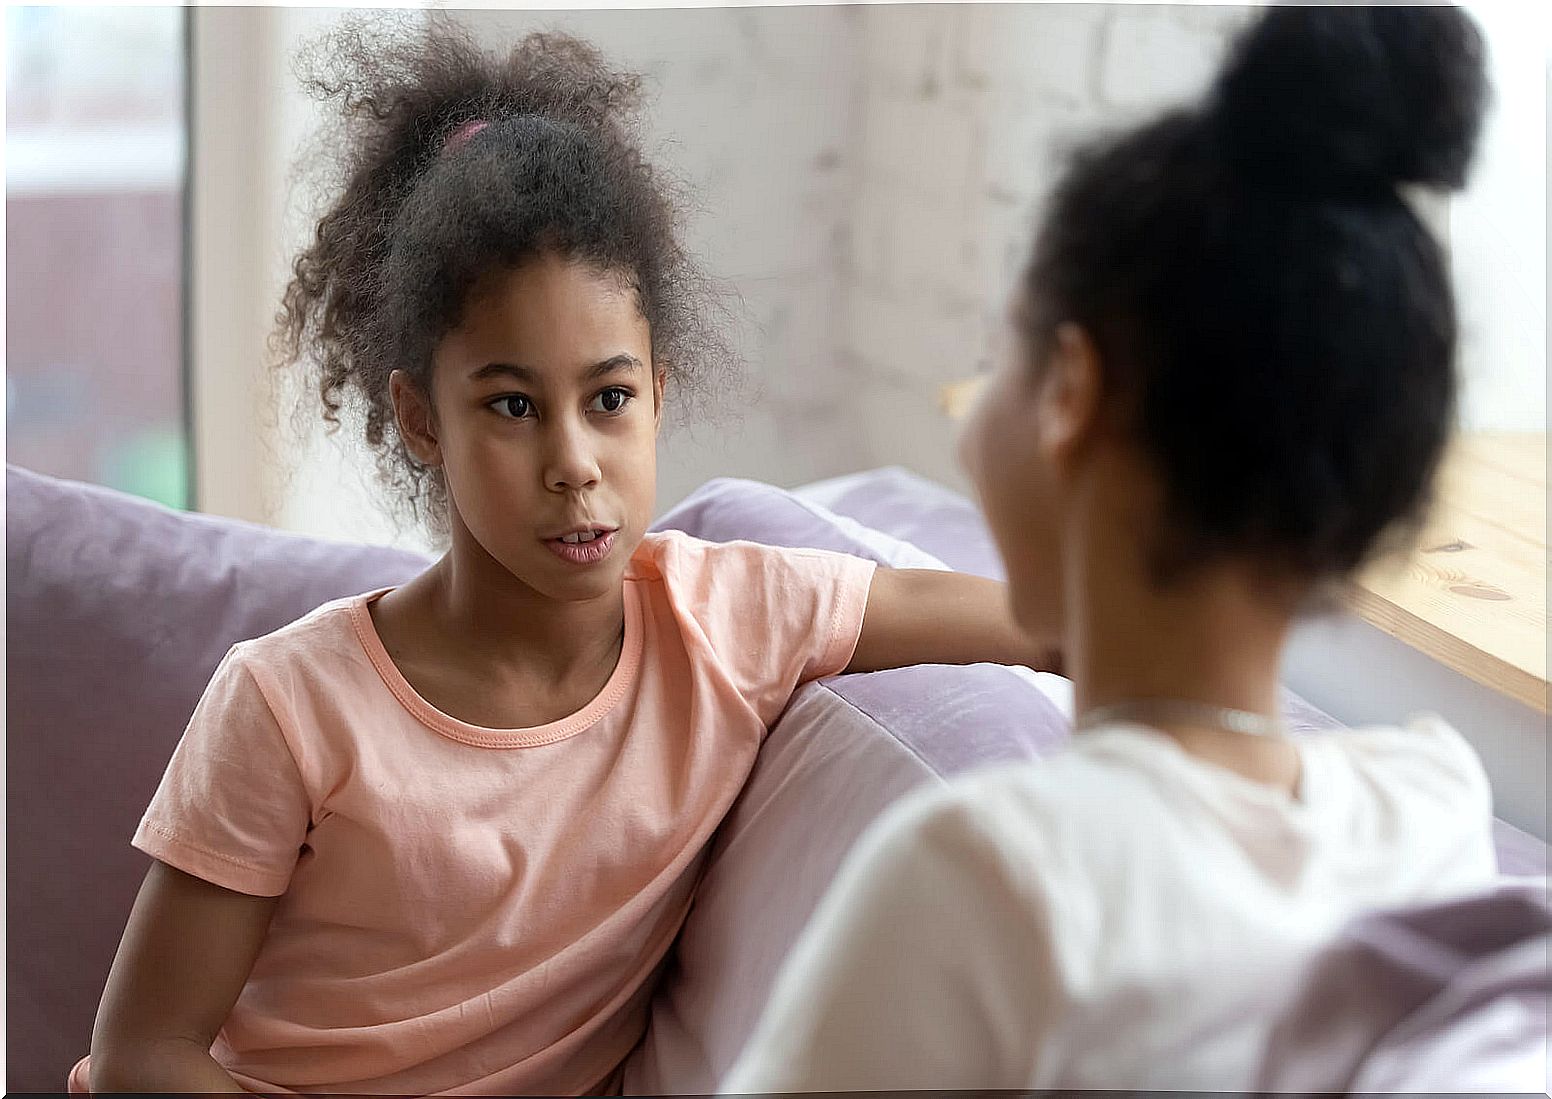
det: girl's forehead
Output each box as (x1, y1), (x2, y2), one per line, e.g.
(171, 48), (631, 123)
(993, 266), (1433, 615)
(465, 254), (638, 321)
(446, 257), (651, 369)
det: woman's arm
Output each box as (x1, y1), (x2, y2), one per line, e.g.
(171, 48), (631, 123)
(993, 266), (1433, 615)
(846, 568), (1062, 676)
(90, 860), (279, 1091)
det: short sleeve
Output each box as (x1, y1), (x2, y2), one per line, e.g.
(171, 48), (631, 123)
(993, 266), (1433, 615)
(132, 646), (314, 897)
(719, 780), (1059, 1091)
(655, 533), (877, 725)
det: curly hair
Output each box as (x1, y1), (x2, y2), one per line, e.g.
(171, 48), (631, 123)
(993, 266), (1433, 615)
(273, 13), (734, 532)
(1018, 5), (1488, 589)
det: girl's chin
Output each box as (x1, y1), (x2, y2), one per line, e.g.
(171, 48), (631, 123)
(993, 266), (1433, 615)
(524, 545), (633, 598)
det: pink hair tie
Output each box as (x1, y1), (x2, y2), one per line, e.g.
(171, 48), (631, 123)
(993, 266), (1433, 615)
(443, 119), (489, 157)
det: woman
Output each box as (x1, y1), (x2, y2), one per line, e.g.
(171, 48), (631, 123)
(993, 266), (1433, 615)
(722, 5), (1499, 1091)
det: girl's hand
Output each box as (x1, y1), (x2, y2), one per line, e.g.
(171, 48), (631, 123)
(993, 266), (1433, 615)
(90, 860), (277, 1092)
(845, 569), (1064, 676)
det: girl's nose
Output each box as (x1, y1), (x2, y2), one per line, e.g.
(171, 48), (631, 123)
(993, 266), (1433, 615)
(543, 418), (602, 492)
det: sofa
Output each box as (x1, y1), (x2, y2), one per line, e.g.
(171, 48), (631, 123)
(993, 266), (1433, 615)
(8, 462), (1548, 1092)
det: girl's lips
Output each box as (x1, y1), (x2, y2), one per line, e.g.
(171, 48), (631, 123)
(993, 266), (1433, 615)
(545, 529), (616, 566)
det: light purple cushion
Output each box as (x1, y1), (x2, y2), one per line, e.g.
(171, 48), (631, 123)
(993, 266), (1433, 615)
(629, 468), (1551, 1094)
(653, 475), (957, 571)
(627, 476), (1075, 1091)
(623, 677), (1076, 1092)
(5, 465), (429, 1091)
(796, 465), (1008, 579)
(1258, 880), (1552, 1092)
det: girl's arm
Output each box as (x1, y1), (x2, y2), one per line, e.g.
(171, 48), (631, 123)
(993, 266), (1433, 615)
(846, 569), (1062, 676)
(90, 860), (279, 1091)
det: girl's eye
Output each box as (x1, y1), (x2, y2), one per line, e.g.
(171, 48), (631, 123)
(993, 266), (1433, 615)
(491, 395), (533, 420)
(588, 387), (632, 415)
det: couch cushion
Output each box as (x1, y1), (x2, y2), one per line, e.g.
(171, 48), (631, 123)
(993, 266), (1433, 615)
(795, 465), (1008, 579)
(4, 466), (429, 1090)
(621, 665), (1075, 1093)
(627, 468), (1550, 1094)
(1257, 880), (1552, 1092)
(653, 474), (957, 572)
(628, 476), (1079, 1092)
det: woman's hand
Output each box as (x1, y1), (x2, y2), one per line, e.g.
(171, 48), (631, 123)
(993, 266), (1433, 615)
(845, 569), (1063, 676)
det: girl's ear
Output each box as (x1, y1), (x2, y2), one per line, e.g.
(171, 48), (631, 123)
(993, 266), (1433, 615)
(391, 370), (442, 467)
(652, 366), (667, 433)
(1037, 322), (1104, 473)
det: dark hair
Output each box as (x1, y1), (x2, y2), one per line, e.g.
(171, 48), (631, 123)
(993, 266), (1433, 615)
(273, 14), (732, 530)
(1019, 5), (1489, 588)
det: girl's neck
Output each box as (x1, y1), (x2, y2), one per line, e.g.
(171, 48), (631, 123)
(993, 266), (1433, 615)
(424, 535), (627, 682)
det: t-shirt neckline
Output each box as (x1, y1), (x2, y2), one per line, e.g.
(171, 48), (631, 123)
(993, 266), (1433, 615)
(349, 583), (643, 749)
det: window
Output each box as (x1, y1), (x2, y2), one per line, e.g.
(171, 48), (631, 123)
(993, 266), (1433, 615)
(5, 5), (190, 508)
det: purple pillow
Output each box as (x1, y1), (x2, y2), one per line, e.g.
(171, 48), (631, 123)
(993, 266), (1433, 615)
(5, 466), (429, 1090)
(628, 475), (1074, 1092)
(795, 465), (1008, 579)
(627, 470), (1550, 1093)
(653, 475), (956, 571)
(1258, 881), (1552, 1092)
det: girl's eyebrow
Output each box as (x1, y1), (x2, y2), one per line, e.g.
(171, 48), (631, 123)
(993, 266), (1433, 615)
(587, 354), (644, 379)
(470, 354), (643, 384)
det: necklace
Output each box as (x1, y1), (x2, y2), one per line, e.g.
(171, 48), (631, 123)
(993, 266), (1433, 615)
(1075, 699), (1288, 739)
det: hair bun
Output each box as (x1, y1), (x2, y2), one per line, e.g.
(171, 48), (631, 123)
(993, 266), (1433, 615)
(1207, 4), (1489, 194)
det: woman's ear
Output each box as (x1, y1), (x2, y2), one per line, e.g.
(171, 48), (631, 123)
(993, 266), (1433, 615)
(391, 370), (441, 467)
(1037, 322), (1104, 472)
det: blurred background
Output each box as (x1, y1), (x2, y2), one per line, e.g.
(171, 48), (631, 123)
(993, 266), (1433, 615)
(6, 6), (187, 508)
(6, 2), (1546, 553)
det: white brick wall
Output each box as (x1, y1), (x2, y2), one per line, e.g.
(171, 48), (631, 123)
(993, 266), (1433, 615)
(221, 3), (1541, 547)
(255, 4), (1260, 542)
(842, 3), (1252, 494)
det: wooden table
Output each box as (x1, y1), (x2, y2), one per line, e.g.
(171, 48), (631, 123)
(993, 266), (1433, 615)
(1353, 432), (1546, 713)
(939, 377), (1548, 712)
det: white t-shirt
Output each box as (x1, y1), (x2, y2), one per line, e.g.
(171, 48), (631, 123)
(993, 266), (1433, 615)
(721, 716), (1499, 1092)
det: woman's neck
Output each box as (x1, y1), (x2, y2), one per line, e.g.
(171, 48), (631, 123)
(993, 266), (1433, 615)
(1070, 571), (1288, 721)
(1058, 456), (1295, 720)
(1060, 513), (1302, 791)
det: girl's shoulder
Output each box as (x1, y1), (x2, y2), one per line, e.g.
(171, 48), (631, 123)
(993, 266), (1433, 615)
(624, 528), (698, 581)
(626, 530), (876, 704)
(627, 529), (874, 588)
(223, 586), (390, 682)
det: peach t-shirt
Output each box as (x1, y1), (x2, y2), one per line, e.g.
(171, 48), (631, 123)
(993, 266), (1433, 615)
(122, 530), (875, 1094)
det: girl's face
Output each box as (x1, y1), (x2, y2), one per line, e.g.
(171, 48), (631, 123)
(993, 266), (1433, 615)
(404, 252), (663, 604)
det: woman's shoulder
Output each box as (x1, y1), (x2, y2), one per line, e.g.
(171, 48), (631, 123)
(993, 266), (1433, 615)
(1306, 713), (1493, 813)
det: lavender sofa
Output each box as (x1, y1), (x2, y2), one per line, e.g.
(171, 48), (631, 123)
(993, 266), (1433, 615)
(7, 463), (1547, 1092)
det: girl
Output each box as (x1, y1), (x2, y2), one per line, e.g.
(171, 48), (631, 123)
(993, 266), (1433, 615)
(80, 17), (1056, 1096)
(722, 5), (1501, 1092)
